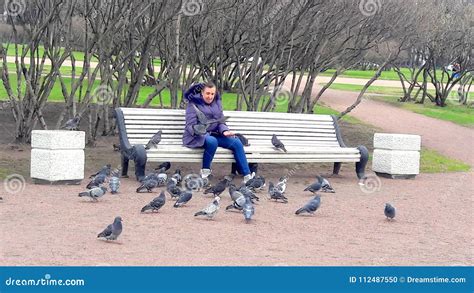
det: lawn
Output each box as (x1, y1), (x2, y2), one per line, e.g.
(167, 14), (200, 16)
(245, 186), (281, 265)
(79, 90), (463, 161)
(320, 68), (446, 81)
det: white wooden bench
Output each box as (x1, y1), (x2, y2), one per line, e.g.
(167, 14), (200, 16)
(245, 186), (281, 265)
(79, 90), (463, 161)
(114, 108), (368, 180)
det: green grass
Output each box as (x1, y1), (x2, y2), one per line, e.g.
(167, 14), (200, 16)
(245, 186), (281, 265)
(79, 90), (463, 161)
(320, 68), (446, 81)
(420, 148), (471, 173)
(326, 82), (439, 97)
(369, 95), (474, 127)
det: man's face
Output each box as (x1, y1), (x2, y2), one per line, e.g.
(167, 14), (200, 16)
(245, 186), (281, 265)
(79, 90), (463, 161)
(202, 86), (216, 104)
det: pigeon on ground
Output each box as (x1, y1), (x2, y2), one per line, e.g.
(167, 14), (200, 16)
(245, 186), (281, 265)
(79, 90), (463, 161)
(89, 164), (112, 178)
(136, 179), (159, 193)
(166, 180), (182, 198)
(295, 195), (321, 215)
(203, 178), (229, 197)
(61, 116), (81, 130)
(97, 216), (123, 241)
(171, 169), (182, 185)
(228, 184), (245, 201)
(155, 162), (171, 173)
(86, 173), (107, 189)
(226, 194), (246, 212)
(194, 197), (220, 219)
(303, 179), (322, 193)
(113, 144), (121, 151)
(78, 186), (107, 201)
(235, 133), (250, 146)
(141, 191), (166, 213)
(318, 175), (335, 193)
(174, 190), (193, 207)
(384, 203), (396, 220)
(109, 170), (120, 194)
(268, 182), (288, 203)
(238, 185), (259, 202)
(242, 196), (255, 223)
(271, 134), (287, 152)
(245, 175), (266, 192)
(145, 129), (162, 150)
(276, 176), (288, 193)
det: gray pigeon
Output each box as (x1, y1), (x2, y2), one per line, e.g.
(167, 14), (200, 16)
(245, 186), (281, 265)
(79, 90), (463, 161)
(242, 196), (255, 223)
(145, 129), (162, 150)
(384, 203), (396, 220)
(226, 194), (246, 212)
(87, 173), (107, 189)
(318, 175), (335, 193)
(136, 178), (159, 193)
(174, 190), (193, 208)
(141, 191), (166, 213)
(97, 216), (123, 241)
(271, 134), (287, 152)
(171, 169), (182, 185)
(109, 175), (120, 194)
(192, 103), (229, 126)
(89, 164), (112, 178)
(238, 185), (259, 202)
(228, 184), (244, 201)
(245, 175), (266, 192)
(113, 144), (121, 151)
(166, 180), (182, 198)
(79, 186), (107, 201)
(62, 116), (81, 130)
(193, 124), (208, 136)
(276, 176), (288, 193)
(304, 180), (322, 193)
(194, 197), (220, 219)
(155, 162), (171, 173)
(235, 133), (250, 146)
(295, 195), (321, 215)
(203, 178), (229, 197)
(268, 182), (288, 203)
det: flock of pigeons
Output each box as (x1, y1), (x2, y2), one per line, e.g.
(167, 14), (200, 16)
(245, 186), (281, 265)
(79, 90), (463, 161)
(81, 162), (397, 242)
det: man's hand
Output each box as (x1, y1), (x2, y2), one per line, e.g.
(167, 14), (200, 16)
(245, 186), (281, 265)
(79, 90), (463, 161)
(222, 131), (235, 137)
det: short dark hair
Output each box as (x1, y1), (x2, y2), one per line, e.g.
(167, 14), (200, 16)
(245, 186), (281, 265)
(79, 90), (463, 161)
(203, 81), (216, 89)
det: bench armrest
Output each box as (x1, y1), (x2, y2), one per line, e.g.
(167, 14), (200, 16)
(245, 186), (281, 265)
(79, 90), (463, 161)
(114, 108), (133, 151)
(331, 115), (348, 148)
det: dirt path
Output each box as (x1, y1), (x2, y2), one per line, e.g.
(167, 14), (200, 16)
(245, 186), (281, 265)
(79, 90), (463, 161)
(319, 88), (474, 167)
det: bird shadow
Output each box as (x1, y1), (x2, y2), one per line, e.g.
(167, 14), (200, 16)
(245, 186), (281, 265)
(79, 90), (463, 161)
(97, 239), (123, 245)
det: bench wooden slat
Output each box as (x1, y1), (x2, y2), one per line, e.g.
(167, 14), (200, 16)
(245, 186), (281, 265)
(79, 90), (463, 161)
(128, 139), (341, 147)
(125, 130), (337, 137)
(126, 134), (339, 141)
(124, 124), (337, 131)
(144, 146), (358, 154)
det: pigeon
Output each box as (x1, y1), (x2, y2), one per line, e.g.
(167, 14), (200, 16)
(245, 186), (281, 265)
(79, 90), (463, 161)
(167, 180), (182, 198)
(271, 134), (287, 152)
(136, 179), (159, 193)
(86, 173), (107, 189)
(192, 103), (229, 126)
(245, 175), (266, 192)
(295, 195), (321, 215)
(226, 194), (246, 211)
(242, 196), (255, 223)
(317, 175), (335, 193)
(97, 216), (123, 241)
(238, 185), (259, 202)
(192, 124), (209, 136)
(228, 184), (245, 201)
(194, 197), (220, 219)
(113, 144), (121, 151)
(141, 191), (166, 213)
(384, 203), (396, 220)
(109, 175), (120, 194)
(155, 162), (171, 173)
(89, 164), (112, 178)
(174, 190), (193, 207)
(203, 178), (229, 197)
(275, 176), (288, 193)
(145, 129), (162, 150)
(78, 186), (107, 201)
(156, 173), (168, 186)
(268, 182), (288, 203)
(235, 133), (250, 146)
(171, 169), (182, 185)
(303, 180), (322, 193)
(61, 116), (81, 130)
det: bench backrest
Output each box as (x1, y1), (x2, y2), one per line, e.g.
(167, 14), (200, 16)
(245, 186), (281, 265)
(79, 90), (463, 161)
(119, 108), (342, 148)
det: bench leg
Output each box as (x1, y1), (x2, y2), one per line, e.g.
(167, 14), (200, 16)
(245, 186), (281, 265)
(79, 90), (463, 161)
(332, 162), (342, 175)
(356, 145), (369, 179)
(133, 145), (147, 182)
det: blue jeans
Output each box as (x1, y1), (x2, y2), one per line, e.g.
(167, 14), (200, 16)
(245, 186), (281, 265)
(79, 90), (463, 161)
(202, 135), (250, 176)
